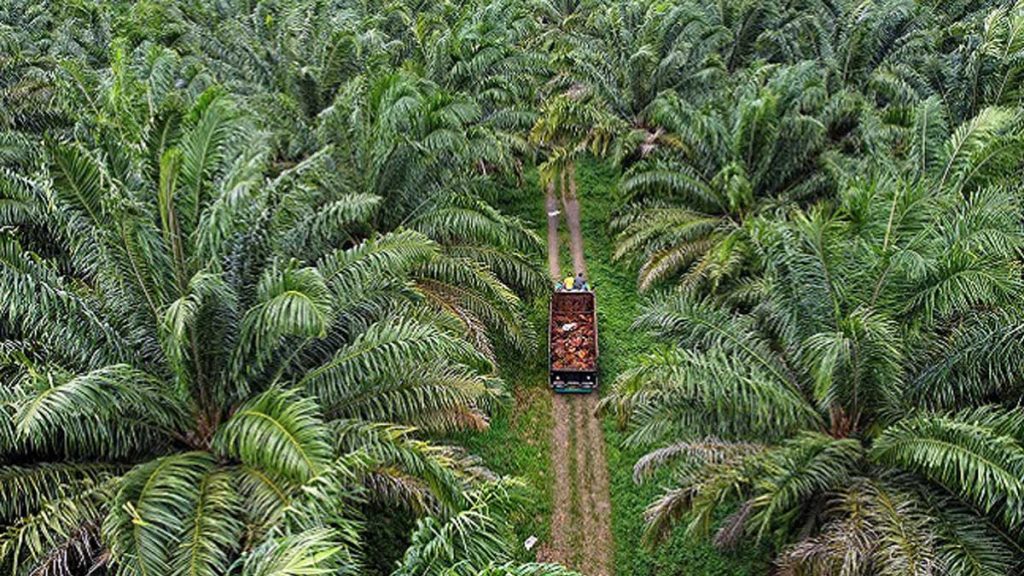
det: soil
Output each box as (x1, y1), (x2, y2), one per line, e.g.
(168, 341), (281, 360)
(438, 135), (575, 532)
(538, 394), (613, 575)
(546, 181), (562, 280)
(563, 163), (587, 276)
(536, 169), (614, 575)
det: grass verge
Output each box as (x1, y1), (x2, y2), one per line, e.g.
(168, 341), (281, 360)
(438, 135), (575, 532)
(574, 159), (770, 576)
(448, 177), (556, 562)
(449, 293), (555, 561)
(479, 158), (770, 574)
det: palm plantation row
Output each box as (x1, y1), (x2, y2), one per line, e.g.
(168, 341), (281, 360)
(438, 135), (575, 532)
(2, 0), (1024, 575)
(1, 1), (559, 574)
(598, 0), (1024, 574)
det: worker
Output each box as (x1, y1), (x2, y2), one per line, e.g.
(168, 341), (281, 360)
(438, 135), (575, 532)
(575, 272), (587, 291)
(562, 275), (575, 290)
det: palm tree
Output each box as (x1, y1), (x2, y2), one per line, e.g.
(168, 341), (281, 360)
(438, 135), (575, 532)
(606, 0), (1015, 294)
(317, 70), (546, 354)
(603, 104), (1024, 573)
(825, 0), (939, 104)
(394, 480), (580, 576)
(945, 1), (1024, 120)
(0, 56), (540, 573)
(167, 0), (401, 160)
(173, 0), (550, 341)
(612, 64), (835, 292)
(566, 0), (725, 156)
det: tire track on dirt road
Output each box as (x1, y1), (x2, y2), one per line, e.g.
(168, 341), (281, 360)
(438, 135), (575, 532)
(581, 393), (612, 576)
(543, 395), (573, 564)
(572, 397), (591, 567)
(540, 174), (613, 575)
(546, 181), (562, 280)
(563, 164), (587, 277)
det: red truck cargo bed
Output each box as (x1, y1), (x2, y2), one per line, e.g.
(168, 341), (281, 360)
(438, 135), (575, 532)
(549, 291), (599, 393)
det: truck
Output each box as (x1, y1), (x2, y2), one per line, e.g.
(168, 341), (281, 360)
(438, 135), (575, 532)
(549, 290), (599, 393)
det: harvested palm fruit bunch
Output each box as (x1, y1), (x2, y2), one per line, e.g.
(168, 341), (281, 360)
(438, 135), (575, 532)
(550, 312), (596, 370)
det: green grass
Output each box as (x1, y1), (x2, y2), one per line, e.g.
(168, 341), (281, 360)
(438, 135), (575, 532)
(448, 297), (555, 561)
(477, 158), (769, 574)
(448, 180), (556, 561)
(453, 389), (554, 561)
(572, 159), (770, 576)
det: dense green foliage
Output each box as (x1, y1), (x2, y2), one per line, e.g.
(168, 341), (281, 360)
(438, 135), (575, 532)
(611, 0), (1024, 293)
(602, 0), (1024, 574)
(567, 161), (769, 575)
(3, 0), (1024, 575)
(0, 1), (557, 575)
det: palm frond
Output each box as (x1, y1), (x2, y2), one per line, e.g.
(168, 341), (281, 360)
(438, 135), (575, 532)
(871, 408), (1024, 532)
(240, 527), (357, 576)
(103, 452), (215, 576)
(215, 389), (333, 485)
(171, 469), (243, 576)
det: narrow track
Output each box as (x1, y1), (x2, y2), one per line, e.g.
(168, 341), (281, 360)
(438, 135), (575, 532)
(546, 181), (562, 280)
(538, 175), (613, 575)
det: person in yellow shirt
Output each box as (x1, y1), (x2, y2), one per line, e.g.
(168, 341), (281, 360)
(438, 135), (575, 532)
(563, 276), (574, 290)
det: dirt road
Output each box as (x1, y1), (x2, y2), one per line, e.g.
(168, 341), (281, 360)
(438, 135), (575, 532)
(563, 163), (587, 276)
(546, 181), (562, 280)
(538, 172), (613, 575)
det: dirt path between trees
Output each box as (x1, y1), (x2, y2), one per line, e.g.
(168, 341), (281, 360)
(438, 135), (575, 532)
(546, 182), (562, 280)
(563, 164), (587, 277)
(537, 172), (613, 576)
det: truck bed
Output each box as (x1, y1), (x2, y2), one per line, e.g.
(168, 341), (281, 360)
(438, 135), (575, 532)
(549, 291), (599, 393)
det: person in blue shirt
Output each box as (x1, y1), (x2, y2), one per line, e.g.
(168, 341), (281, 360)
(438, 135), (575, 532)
(574, 272), (588, 291)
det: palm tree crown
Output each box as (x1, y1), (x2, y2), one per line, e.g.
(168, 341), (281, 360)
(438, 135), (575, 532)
(604, 100), (1024, 572)
(0, 2), (564, 574)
